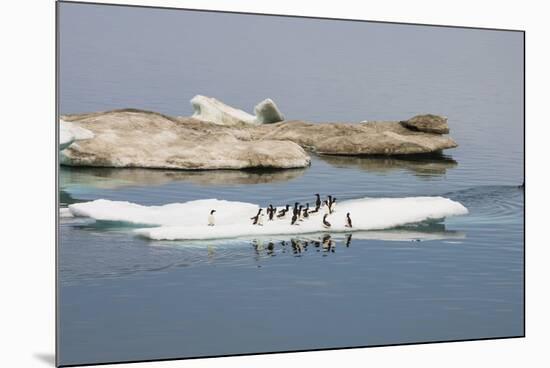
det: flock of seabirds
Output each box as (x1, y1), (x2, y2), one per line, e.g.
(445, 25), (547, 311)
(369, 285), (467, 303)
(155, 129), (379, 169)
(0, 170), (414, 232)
(207, 193), (352, 229)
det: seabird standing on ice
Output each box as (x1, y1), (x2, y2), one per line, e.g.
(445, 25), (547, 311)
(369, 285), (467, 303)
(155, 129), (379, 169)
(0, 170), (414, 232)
(315, 193), (321, 211)
(309, 204), (319, 214)
(322, 214), (331, 229)
(292, 202), (300, 217)
(277, 205), (290, 218)
(257, 212), (265, 226)
(251, 209), (263, 225)
(267, 204), (276, 220)
(329, 197), (337, 214)
(291, 212), (299, 225)
(322, 200), (330, 215)
(345, 212), (352, 228)
(303, 203), (310, 219)
(298, 205), (304, 221)
(208, 210), (216, 226)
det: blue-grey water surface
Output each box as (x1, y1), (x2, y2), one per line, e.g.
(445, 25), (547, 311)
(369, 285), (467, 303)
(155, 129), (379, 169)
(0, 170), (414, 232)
(58, 3), (524, 366)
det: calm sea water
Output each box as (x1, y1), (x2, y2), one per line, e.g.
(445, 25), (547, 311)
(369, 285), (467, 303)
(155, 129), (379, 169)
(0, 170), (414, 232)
(58, 3), (524, 366)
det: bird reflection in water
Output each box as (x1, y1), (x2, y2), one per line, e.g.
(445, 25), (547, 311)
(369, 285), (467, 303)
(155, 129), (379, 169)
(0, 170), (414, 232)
(250, 233), (354, 259)
(252, 239), (265, 263)
(207, 245), (216, 262)
(345, 234), (352, 247)
(322, 234), (335, 255)
(291, 239), (303, 256)
(267, 242), (275, 256)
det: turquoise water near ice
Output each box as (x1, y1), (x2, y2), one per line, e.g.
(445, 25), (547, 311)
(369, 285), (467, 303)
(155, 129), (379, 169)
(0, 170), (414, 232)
(58, 3), (524, 365)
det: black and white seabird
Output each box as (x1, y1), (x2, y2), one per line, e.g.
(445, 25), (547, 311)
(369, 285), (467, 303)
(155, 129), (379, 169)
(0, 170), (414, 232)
(251, 209), (263, 225)
(345, 212), (352, 228)
(303, 203), (310, 219)
(277, 205), (290, 218)
(298, 205), (304, 221)
(315, 193), (321, 210)
(322, 200), (330, 215)
(292, 202), (300, 217)
(329, 197), (337, 214)
(208, 209), (216, 226)
(309, 202), (319, 214)
(267, 204), (276, 220)
(257, 212), (265, 226)
(291, 212), (299, 225)
(322, 214), (331, 229)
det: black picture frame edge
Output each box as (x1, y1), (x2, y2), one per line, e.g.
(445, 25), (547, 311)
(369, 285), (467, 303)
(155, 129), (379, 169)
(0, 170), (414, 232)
(54, 1), (527, 367)
(56, 0), (526, 33)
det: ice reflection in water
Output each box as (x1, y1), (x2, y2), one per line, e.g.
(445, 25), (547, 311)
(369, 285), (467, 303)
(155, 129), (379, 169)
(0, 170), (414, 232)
(318, 152), (457, 177)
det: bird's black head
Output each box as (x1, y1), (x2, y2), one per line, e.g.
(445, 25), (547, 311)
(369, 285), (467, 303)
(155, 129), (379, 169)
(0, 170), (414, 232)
(346, 212), (350, 216)
(210, 210), (216, 214)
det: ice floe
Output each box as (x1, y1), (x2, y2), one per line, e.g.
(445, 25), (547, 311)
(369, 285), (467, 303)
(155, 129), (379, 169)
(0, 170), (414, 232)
(59, 119), (94, 150)
(68, 196), (468, 241)
(191, 95), (284, 125)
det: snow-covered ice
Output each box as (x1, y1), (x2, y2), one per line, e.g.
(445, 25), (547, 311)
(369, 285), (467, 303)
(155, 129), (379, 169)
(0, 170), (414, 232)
(68, 196), (468, 241)
(59, 119), (94, 150)
(191, 95), (285, 125)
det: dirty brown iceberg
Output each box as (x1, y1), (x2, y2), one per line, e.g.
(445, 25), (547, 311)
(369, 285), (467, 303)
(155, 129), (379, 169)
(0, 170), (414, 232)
(59, 96), (458, 170)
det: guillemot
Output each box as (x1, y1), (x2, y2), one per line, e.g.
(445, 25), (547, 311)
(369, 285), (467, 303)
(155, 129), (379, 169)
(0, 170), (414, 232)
(345, 212), (352, 228)
(303, 203), (310, 219)
(208, 209), (216, 226)
(315, 193), (321, 211)
(322, 213), (331, 229)
(277, 205), (290, 218)
(267, 204), (276, 220)
(292, 202), (300, 217)
(291, 212), (299, 225)
(322, 200), (330, 215)
(257, 212), (265, 226)
(329, 197), (337, 214)
(251, 209), (263, 225)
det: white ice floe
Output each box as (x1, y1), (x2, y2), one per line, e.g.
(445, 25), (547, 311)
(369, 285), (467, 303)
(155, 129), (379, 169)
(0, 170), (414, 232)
(68, 197), (468, 241)
(59, 119), (95, 150)
(191, 95), (284, 125)
(253, 98), (284, 124)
